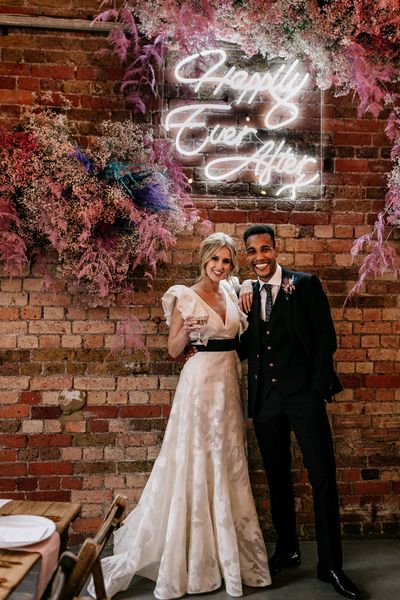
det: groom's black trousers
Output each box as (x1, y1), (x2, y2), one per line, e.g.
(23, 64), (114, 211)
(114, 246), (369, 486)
(253, 386), (343, 570)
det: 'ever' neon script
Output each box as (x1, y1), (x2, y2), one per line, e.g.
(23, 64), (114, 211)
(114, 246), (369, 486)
(164, 49), (320, 199)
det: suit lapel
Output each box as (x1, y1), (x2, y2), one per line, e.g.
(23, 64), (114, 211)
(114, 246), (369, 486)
(248, 281), (261, 341)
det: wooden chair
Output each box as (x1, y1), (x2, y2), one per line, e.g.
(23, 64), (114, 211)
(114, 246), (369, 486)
(41, 495), (128, 600)
(92, 494), (128, 551)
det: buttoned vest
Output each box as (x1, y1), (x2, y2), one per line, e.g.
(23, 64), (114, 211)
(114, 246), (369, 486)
(258, 291), (310, 399)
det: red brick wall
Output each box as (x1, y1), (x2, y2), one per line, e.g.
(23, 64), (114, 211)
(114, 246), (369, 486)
(0, 2), (399, 542)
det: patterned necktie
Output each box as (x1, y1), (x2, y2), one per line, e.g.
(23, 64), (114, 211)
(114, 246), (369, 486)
(264, 283), (273, 322)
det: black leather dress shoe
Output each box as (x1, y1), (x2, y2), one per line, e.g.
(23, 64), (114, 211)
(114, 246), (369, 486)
(317, 567), (363, 599)
(268, 547), (301, 575)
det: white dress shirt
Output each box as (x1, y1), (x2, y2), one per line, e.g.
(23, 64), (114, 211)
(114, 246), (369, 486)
(258, 264), (282, 321)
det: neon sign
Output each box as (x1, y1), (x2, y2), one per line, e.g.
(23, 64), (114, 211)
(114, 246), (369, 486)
(164, 49), (320, 199)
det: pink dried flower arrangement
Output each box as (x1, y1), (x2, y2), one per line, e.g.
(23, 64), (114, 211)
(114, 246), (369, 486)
(0, 110), (199, 305)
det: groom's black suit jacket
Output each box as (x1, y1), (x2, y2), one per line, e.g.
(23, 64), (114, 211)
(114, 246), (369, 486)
(240, 268), (343, 417)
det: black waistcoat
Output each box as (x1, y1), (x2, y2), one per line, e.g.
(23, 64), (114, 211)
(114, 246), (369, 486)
(258, 290), (310, 400)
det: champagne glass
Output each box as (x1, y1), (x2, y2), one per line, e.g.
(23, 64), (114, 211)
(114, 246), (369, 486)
(190, 313), (209, 345)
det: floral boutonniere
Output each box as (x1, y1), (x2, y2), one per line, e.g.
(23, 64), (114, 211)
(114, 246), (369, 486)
(282, 276), (296, 297)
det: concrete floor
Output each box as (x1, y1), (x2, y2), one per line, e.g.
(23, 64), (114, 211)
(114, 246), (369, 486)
(10, 540), (399, 600)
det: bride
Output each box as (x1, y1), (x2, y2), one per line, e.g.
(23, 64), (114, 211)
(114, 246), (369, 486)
(88, 232), (271, 599)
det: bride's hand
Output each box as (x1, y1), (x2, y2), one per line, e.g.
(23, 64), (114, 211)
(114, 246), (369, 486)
(239, 280), (254, 313)
(182, 315), (201, 335)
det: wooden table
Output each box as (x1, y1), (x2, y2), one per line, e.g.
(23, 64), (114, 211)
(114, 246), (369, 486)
(0, 500), (81, 600)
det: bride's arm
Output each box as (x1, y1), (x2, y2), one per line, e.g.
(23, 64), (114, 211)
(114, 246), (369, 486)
(167, 304), (199, 358)
(238, 279), (255, 313)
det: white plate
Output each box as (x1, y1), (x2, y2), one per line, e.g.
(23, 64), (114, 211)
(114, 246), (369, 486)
(0, 515), (56, 549)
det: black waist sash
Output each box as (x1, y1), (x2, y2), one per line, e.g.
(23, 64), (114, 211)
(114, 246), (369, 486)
(195, 338), (238, 352)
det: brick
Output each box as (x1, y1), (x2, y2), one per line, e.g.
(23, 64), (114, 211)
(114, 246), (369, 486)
(20, 307), (42, 319)
(290, 212), (330, 225)
(353, 482), (392, 495)
(0, 435), (27, 448)
(20, 391), (42, 405)
(73, 433), (116, 447)
(83, 406), (118, 418)
(372, 415), (400, 428)
(332, 132), (372, 146)
(21, 420), (44, 434)
(72, 321), (115, 334)
(74, 377), (115, 391)
(0, 90), (33, 104)
(39, 335), (61, 348)
(361, 335), (380, 348)
(335, 158), (368, 172)
(71, 490), (113, 504)
(128, 391), (149, 404)
(0, 376), (29, 390)
(0, 388), (18, 404)
(0, 307), (19, 319)
(61, 335), (82, 348)
(28, 434), (72, 447)
(29, 462), (73, 475)
(18, 336), (39, 349)
(31, 65), (75, 79)
(0, 479), (17, 492)
(314, 225), (333, 238)
(39, 476), (61, 490)
(31, 406), (62, 419)
(119, 406), (162, 418)
(83, 335), (105, 348)
(86, 391), (107, 405)
(0, 335), (17, 348)
(61, 476), (82, 490)
(0, 405), (29, 418)
(62, 447), (82, 461)
(29, 293), (70, 306)
(159, 376), (179, 390)
(30, 376), (73, 390)
(26, 491), (70, 501)
(43, 307), (65, 320)
(117, 376), (158, 391)
(365, 375), (400, 388)
(89, 420), (109, 433)
(1, 449), (17, 461)
(65, 421), (87, 433)
(1, 463), (27, 476)
(107, 391), (128, 405)
(29, 321), (71, 334)
(82, 449), (104, 463)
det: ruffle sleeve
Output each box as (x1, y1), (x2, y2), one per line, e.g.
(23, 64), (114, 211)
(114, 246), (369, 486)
(161, 285), (196, 327)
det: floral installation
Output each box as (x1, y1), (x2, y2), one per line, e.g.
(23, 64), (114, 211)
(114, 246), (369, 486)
(0, 109), (199, 307)
(282, 276), (296, 296)
(94, 0), (400, 290)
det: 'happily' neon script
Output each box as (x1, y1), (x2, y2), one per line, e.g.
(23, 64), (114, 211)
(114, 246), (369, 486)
(164, 49), (320, 198)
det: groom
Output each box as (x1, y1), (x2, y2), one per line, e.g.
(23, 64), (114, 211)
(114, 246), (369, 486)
(240, 224), (362, 600)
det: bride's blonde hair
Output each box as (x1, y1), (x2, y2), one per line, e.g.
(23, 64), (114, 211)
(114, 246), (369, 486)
(198, 232), (239, 281)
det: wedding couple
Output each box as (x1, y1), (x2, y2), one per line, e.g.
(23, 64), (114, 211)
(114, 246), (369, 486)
(91, 226), (363, 600)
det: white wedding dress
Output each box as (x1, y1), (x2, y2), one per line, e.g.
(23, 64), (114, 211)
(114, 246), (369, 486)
(89, 281), (271, 599)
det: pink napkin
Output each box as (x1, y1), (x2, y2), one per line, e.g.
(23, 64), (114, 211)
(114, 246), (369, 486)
(15, 531), (61, 600)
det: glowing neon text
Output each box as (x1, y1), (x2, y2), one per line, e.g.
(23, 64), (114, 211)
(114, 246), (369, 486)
(165, 49), (320, 198)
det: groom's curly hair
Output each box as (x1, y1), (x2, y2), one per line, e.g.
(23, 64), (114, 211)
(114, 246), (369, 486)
(243, 224), (276, 245)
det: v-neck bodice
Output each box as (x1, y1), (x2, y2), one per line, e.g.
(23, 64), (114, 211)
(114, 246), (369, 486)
(162, 281), (248, 344)
(189, 287), (227, 326)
